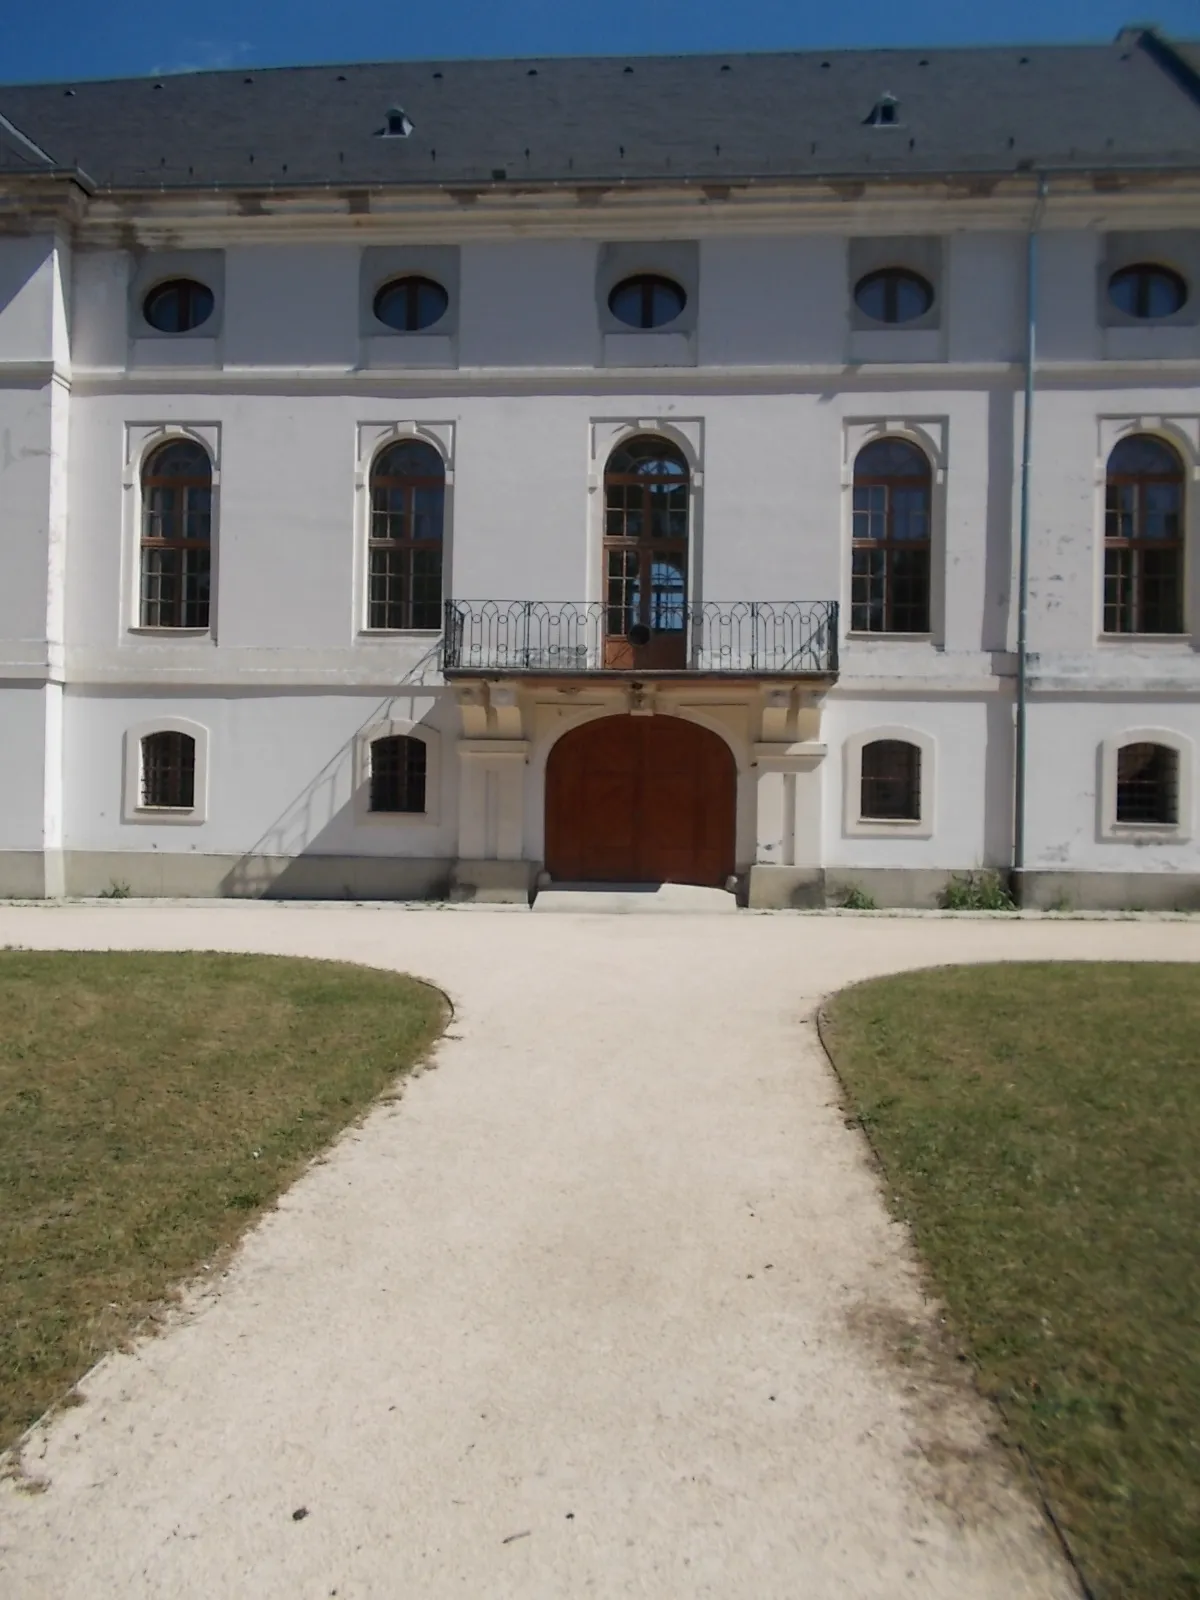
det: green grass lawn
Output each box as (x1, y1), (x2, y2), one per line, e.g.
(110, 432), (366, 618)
(822, 963), (1200, 1600)
(0, 951), (447, 1455)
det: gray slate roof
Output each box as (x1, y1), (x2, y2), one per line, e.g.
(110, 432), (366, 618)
(2, 32), (1200, 193)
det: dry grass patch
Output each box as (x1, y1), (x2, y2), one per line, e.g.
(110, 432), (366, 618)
(0, 951), (447, 1454)
(822, 963), (1200, 1600)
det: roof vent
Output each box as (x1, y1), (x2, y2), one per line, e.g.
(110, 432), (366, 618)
(379, 106), (414, 138)
(864, 93), (899, 126)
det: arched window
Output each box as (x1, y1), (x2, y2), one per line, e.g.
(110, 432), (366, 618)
(140, 731), (196, 810)
(851, 439), (932, 633)
(1104, 436), (1184, 635)
(860, 739), (921, 821)
(140, 440), (212, 629)
(369, 735), (427, 814)
(1116, 742), (1178, 825)
(603, 435), (689, 667)
(368, 440), (445, 631)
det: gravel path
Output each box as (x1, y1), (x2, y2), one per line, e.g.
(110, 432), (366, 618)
(2, 904), (1196, 1599)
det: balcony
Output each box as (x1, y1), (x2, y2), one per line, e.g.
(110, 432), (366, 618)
(442, 600), (839, 679)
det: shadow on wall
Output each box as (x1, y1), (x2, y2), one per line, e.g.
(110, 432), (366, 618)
(983, 690), (1016, 867)
(220, 643), (451, 900)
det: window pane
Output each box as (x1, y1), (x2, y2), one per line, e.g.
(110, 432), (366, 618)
(860, 740), (921, 820)
(649, 555), (686, 632)
(891, 486), (929, 541)
(370, 736), (427, 813)
(1116, 743), (1178, 824)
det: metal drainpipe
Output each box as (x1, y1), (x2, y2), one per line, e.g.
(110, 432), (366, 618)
(1012, 174), (1048, 903)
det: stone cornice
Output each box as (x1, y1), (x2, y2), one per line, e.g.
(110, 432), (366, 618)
(56, 171), (1200, 248)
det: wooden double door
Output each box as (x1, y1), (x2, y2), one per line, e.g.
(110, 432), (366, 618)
(544, 714), (736, 887)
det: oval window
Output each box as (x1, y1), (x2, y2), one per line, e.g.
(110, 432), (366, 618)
(143, 278), (215, 333)
(1108, 263), (1187, 320)
(373, 276), (449, 332)
(854, 268), (934, 325)
(608, 274), (687, 330)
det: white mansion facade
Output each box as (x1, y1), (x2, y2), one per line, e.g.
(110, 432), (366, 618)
(3, 32), (1200, 907)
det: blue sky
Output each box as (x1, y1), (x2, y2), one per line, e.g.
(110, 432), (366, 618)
(3, 0), (1199, 83)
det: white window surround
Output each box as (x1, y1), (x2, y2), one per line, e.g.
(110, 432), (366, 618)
(588, 417), (704, 606)
(1095, 414), (1199, 642)
(353, 421), (455, 638)
(1098, 728), (1193, 843)
(354, 721), (441, 826)
(122, 717), (210, 825)
(122, 423), (221, 640)
(842, 727), (936, 840)
(842, 417), (946, 645)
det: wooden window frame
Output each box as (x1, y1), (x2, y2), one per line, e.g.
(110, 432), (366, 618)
(139, 440), (213, 630)
(367, 441), (445, 632)
(1103, 437), (1185, 636)
(602, 436), (690, 665)
(851, 440), (933, 635)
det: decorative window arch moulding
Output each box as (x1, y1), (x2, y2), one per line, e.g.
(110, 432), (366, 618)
(1098, 727), (1193, 843)
(842, 725), (936, 839)
(354, 719), (442, 825)
(122, 717), (210, 824)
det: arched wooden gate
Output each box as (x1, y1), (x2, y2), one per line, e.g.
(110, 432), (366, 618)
(544, 715), (736, 886)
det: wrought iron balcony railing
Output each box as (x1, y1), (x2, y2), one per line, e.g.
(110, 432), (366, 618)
(442, 600), (838, 676)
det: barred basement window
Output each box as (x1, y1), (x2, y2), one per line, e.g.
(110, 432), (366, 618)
(369, 735), (427, 814)
(140, 440), (212, 628)
(860, 739), (921, 821)
(852, 438), (932, 633)
(1116, 742), (1178, 825)
(140, 731), (196, 809)
(368, 440), (445, 630)
(1104, 435), (1184, 635)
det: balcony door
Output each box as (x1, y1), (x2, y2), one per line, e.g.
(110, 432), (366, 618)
(603, 435), (689, 669)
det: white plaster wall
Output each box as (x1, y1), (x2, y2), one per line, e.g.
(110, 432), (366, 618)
(698, 236), (846, 367)
(1026, 384), (1200, 663)
(223, 245), (360, 369)
(71, 248), (129, 369)
(60, 381), (1033, 655)
(62, 689), (458, 858)
(946, 233), (1025, 365)
(1025, 698), (1200, 872)
(0, 684), (53, 850)
(820, 694), (1007, 869)
(1037, 231), (1101, 365)
(0, 234), (61, 364)
(0, 380), (58, 645)
(458, 241), (597, 368)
